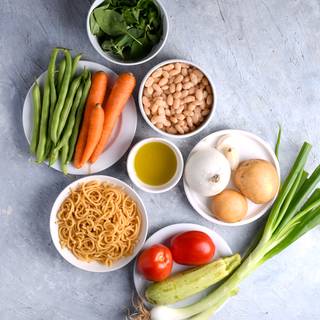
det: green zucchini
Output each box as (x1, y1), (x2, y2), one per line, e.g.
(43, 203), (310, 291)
(145, 254), (241, 305)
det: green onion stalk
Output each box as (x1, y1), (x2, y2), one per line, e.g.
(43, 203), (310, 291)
(151, 142), (320, 320)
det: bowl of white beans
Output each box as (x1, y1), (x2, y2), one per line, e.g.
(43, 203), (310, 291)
(138, 59), (216, 138)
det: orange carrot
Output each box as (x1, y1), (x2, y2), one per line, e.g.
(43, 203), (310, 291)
(89, 73), (136, 164)
(73, 71), (108, 168)
(79, 104), (104, 167)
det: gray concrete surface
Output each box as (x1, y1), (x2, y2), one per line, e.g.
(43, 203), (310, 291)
(0, 0), (320, 319)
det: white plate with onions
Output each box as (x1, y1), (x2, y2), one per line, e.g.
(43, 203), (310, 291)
(183, 129), (281, 227)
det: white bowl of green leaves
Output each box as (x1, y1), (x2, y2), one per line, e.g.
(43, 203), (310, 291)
(87, 0), (169, 66)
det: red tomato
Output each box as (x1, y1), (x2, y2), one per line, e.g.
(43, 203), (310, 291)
(170, 231), (215, 266)
(137, 244), (173, 281)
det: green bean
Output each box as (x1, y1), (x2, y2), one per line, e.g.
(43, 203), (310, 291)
(56, 72), (83, 139)
(30, 81), (41, 155)
(49, 147), (59, 166)
(60, 144), (69, 175)
(36, 77), (50, 163)
(67, 71), (92, 163)
(54, 83), (83, 152)
(36, 48), (58, 162)
(51, 49), (72, 144)
(45, 48), (60, 159)
(71, 53), (82, 78)
(57, 58), (66, 93)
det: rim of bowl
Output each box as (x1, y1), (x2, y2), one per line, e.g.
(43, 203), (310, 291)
(138, 59), (217, 138)
(49, 175), (149, 272)
(86, 0), (169, 66)
(127, 137), (184, 193)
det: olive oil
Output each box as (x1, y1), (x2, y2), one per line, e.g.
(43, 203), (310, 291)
(134, 142), (177, 186)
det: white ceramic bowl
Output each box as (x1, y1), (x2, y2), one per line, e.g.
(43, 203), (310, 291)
(87, 0), (169, 66)
(127, 137), (184, 193)
(184, 129), (281, 227)
(138, 59), (217, 138)
(50, 175), (148, 272)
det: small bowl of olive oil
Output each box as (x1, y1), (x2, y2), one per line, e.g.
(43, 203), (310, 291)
(127, 138), (184, 193)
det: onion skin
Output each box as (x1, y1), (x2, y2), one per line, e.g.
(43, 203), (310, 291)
(211, 189), (248, 223)
(234, 159), (279, 204)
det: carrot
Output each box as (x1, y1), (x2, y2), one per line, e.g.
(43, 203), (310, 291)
(79, 104), (104, 167)
(89, 72), (136, 164)
(73, 71), (108, 168)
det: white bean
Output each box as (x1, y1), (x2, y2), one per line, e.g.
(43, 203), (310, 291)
(144, 106), (151, 116)
(170, 116), (178, 124)
(181, 90), (189, 98)
(202, 77), (209, 86)
(175, 63), (182, 72)
(152, 68), (163, 78)
(187, 116), (193, 127)
(174, 74), (184, 84)
(207, 94), (213, 105)
(159, 77), (169, 87)
(142, 96), (151, 107)
(145, 77), (154, 88)
(162, 71), (170, 78)
(167, 94), (174, 106)
(147, 86), (153, 96)
(173, 99), (180, 109)
(169, 69), (180, 77)
(196, 89), (204, 101)
(153, 83), (162, 93)
(176, 106), (184, 114)
(169, 83), (176, 94)
(181, 68), (188, 76)
(190, 73), (198, 85)
(167, 127), (178, 134)
(176, 83), (183, 92)
(183, 82), (194, 90)
(163, 64), (174, 71)
(158, 106), (165, 115)
(173, 91), (182, 99)
(202, 109), (210, 116)
(175, 125), (184, 134)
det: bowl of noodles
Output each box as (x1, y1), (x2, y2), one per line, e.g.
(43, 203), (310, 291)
(50, 176), (148, 272)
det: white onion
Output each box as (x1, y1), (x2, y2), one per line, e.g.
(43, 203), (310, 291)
(185, 148), (231, 196)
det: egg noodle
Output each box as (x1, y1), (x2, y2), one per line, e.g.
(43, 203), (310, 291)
(57, 180), (141, 266)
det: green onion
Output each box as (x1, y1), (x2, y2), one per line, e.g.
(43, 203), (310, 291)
(150, 141), (320, 320)
(275, 125), (282, 159)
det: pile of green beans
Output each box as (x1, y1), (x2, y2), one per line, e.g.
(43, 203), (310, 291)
(30, 48), (92, 174)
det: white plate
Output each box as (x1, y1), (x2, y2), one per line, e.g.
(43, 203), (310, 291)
(184, 129), (281, 227)
(50, 175), (148, 272)
(133, 223), (232, 310)
(23, 60), (137, 175)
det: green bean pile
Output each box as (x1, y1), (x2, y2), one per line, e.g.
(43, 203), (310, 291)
(30, 48), (92, 174)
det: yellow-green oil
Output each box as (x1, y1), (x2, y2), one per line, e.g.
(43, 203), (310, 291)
(134, 142), (177, 186)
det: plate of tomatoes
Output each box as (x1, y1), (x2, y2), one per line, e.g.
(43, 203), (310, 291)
(133, 223), (232, 308)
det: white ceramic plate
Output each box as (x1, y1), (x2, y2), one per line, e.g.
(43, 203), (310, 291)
(184, 129), (281, 227)
(50, 175), (148, 272)
(23, 60), (137, 175)
(133, 223), (232, 309)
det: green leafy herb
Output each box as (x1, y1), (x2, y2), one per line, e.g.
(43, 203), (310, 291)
(90, 0), (162, 61)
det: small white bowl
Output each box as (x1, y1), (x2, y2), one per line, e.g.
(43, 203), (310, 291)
(86, 0), (169, 66)
(138, 59), (217, 138)
(127, 138), (184, 193)
(50, 175), (148, 272)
